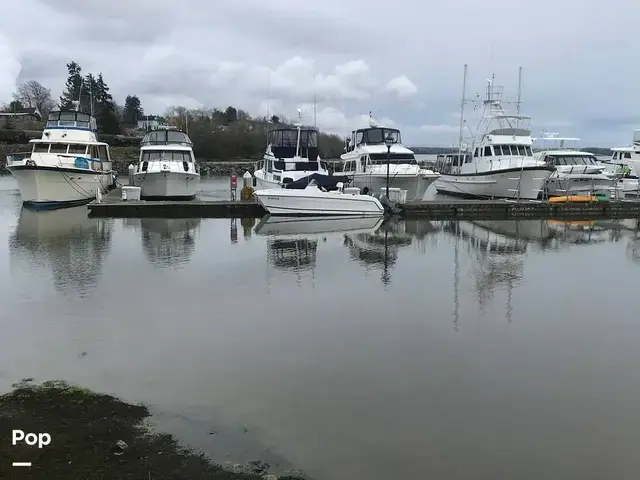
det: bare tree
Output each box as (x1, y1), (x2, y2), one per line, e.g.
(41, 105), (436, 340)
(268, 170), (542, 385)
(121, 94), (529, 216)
(14, 80), (56, 117)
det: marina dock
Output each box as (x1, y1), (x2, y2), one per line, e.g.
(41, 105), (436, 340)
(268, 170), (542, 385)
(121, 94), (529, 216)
(88, 188), (640, 219)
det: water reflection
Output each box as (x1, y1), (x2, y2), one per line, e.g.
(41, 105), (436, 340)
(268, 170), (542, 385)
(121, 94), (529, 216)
(9, 206), (114, 296)
(124, 218), (201, 268)
(255, 216), (385, 277)
(344, 218), (437, 286)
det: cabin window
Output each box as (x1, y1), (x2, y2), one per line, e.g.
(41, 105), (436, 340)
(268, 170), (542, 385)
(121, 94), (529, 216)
(465, 155), (472, 163)
(267, 160), (273, 173)
(493, 145), (503, 155)
(525, 146), (532, 156)
(355, 132), (364, 145)
(625, 152), (632, 159)
(98, 146), (109, 160)
(273, 161), (285, 171)
(49, 143), (68, 154)
(473, 148), (479, 157)
(484, 146), (492, 156)
(33, 143), (50, 153)
(613, 152), (618, 160)
(68, 144), (87, 154)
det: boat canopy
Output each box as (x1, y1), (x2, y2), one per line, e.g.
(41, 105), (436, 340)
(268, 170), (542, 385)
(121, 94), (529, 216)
(141, 129), (193, 147)
(269, 128), (319, 160)
(283, 173), (350, 190)
(46, 110), (97, 130)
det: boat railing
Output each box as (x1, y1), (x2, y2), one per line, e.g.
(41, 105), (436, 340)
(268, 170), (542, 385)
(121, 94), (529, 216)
(45, 119), (95, 130)
(5, 152), (32, 165)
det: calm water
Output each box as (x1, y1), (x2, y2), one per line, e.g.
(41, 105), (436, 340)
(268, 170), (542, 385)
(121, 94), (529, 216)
(1, 175), (640, 479)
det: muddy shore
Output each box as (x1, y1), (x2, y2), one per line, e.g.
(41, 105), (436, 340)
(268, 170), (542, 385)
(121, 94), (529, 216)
(0, 380), (306, 480)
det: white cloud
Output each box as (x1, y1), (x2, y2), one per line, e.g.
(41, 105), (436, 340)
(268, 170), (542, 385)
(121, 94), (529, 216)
(2, 0), (639, 145)
(0, 36), (22, 105)
(385, 75), (417, 98)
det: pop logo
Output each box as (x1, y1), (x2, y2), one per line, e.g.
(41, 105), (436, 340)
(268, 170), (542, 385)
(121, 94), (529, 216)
(12, 430), (51, 449)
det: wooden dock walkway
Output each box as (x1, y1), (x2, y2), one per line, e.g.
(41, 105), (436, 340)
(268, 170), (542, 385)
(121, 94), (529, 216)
(88, 188), (640, 220)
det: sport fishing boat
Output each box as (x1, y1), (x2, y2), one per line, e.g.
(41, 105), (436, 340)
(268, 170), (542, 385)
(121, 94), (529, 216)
(253, 173), (384, 216)
(253, 110), (330, 188)
(132, 128), (200, 199)
(434, 67), (554, 200)
(338, 114), (439, 201)
(533, 134), (613, 197)
(6, 109), (115, 209)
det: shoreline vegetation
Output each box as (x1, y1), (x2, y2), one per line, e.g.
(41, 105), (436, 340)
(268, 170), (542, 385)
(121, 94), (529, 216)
(0, 380), (306, 479)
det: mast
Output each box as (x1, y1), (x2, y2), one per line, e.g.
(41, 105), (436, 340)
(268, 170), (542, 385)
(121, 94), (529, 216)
(457, 64), (467, 155)
(516, 66), (523, 115)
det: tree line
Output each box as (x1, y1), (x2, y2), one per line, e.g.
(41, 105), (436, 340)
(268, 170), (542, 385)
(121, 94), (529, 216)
(1, 61), (347, 159)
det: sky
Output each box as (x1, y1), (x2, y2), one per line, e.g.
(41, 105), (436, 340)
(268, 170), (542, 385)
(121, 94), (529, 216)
(0, 0), (638, 147)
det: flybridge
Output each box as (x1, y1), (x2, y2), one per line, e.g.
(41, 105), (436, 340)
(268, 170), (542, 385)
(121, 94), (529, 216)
(45, 111), (97, 131)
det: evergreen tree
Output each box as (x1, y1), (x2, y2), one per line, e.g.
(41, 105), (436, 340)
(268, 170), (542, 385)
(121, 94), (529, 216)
(122, 95), (143, 126)
(59, 62), (83, 110)
(94, 73), (120, 134)
(80, 73), (97, 114)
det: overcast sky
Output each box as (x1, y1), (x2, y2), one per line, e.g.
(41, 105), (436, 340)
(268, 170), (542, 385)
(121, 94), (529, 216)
(0, 0), (638, 146)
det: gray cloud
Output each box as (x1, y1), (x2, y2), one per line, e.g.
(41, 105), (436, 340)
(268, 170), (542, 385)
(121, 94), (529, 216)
(1, 0), (638, 146)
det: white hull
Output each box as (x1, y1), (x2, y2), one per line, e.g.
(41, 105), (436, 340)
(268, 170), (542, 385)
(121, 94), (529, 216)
(254, 187), (384, 216)
(545, 175), (614, 196)
(350, 172), (438, 201)
(133, 171), (200, 198)
(435, 167), (553, 200)
(8, 166), (113, 206)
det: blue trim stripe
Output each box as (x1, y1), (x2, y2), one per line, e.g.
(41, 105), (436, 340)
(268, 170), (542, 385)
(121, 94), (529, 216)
(45, 126), (93, 131)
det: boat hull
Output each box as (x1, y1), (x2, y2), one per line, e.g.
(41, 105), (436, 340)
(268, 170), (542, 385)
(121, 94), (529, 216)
(545, 175), (614, 197)
(254, 189), (384, 216)
(7, 165), (114, 209)
(435, 167), (553, 200)
(350, 172), (438, 201)
(133, 171), (200, 199)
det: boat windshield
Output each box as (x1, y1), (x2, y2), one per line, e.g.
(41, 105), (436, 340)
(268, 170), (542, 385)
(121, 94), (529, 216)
(548, 155), (599, 166)
(141, 130), (193, 146)
(355, 128), (401, 146)
(141, 150), (192, 161)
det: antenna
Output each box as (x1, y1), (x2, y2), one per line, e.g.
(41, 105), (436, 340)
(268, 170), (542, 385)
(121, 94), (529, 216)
(89, 79), (94, 118)
(313, 74), (317, 128)
(458, 64), (467, 155)
(266, 71), (271, 149)
(516, 66), (522, 115)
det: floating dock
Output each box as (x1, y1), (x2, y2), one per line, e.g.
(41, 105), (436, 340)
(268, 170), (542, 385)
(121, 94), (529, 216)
(88, 188), (640, 220)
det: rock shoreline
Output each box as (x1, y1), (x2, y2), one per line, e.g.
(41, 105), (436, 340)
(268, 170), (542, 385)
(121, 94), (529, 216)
(0, 380), (308, 480)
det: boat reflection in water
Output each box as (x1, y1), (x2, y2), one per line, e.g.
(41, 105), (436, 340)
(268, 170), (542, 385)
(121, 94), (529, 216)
(123, 218), (201, 268)
(443, 220), (538, 325)
(343, 218), (439, 286)
(255, 215), (384, 277)
(9, 206), (114, 295)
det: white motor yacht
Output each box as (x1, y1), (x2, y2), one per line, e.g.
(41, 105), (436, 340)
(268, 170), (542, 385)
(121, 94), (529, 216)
(132, 129), (200, 199)
(254, 110), (330, 188)
(338, 114), (439, 201)
(253, 174), (384, 216)
(6, 109), (115, 209)
(532, 134), (614, 197)
(605, 131), (640, 198)
(434, 68), (553, 200)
